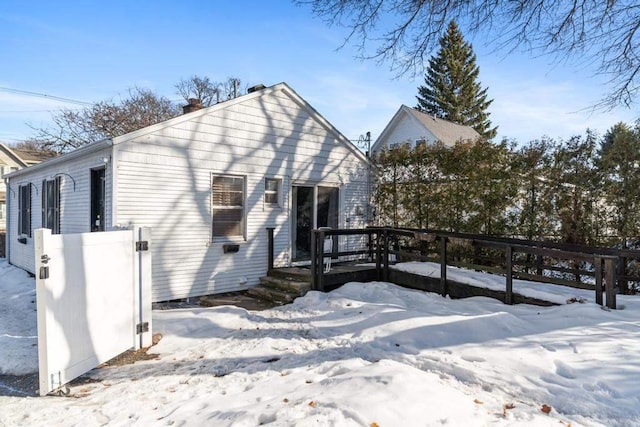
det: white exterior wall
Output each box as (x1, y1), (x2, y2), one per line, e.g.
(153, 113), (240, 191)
(381, 113), (437, 150)
(7, 147), (112, 273)
(114, 88), (369, 301)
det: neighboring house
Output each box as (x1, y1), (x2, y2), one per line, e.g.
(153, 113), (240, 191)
(5, 82), (370, 302)
(371, 105), (480, 153)
(0, 143), (55, 232)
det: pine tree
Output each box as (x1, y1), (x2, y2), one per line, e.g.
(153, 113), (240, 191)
(416, 21), (497, 139)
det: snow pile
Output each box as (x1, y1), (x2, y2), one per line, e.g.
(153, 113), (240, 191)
(1, 258), (640, 426)
(394, 261), (598, 304)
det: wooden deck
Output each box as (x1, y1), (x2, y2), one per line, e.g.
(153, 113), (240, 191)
(270, 263), (378, 291)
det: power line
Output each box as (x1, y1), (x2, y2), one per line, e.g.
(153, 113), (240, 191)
(0, 87), (93, 106)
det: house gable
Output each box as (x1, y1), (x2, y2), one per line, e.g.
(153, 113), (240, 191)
(372, 105), (480, 153)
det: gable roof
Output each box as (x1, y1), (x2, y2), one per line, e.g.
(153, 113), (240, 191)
(6, 82), (369, 178)
(112, 82), (369, 163)
(0, 143), (58, 170)
(372, 105), (480, 152)
(0, 143), (28, 168)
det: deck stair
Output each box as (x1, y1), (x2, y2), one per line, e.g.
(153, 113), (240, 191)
(246, 268), (312, 304)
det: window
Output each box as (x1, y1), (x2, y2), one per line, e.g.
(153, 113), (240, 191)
(18, 184), (31, 237)
(42, 177), (61, 234)
(0, 201), (5, 221)
(264, 178), (281, 206)
(211, 175), (245, 238)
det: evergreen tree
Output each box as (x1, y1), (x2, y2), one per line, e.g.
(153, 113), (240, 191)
(597, 123), (640, 248)
(416, 21), (497, 139)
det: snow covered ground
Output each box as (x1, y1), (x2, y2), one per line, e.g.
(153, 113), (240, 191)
(1, 258), (640, 426)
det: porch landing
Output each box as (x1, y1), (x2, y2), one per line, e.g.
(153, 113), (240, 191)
(272, 264), (378, 291)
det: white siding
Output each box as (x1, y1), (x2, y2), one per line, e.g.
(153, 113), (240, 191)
(376, 112), (437, 151)
(115, 88), (369, 301)
(7, 149), (112, 273)
(6, 85), (370, 303)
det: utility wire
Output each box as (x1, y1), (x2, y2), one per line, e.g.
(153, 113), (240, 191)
(0, 87), (93, 106)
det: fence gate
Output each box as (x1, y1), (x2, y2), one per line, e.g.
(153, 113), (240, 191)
(35, 227), (152, 396)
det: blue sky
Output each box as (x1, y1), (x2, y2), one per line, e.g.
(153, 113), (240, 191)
(1, 0), (637, 147)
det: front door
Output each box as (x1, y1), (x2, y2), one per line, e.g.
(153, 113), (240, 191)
(292, 185), (339, 261)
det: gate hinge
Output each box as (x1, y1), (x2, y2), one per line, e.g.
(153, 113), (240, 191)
(136, 241), (149, 252)
(136, 322), (149, 334)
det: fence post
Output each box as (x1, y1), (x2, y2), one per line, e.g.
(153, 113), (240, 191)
(266, 227), (275, 272)
(440, 236), (448, 297)
(505, 245), (513, 305)
(604, 257), (617, 309)
(135, 227), (153, 349)
(595, 256), (603, 306)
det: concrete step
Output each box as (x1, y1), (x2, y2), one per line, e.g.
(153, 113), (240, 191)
(245, 286), (296, 304)
(259, 275), (311, 295)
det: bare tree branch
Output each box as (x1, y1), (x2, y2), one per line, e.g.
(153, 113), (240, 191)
(296, 0), (640, 108)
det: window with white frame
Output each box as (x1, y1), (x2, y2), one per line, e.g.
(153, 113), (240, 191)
(0, 201), (5, 221)
(264, 177), (281, 206)
(211, 175), (245, 238)
(42, 177), (61, 234)
(18, 184), (31, 237)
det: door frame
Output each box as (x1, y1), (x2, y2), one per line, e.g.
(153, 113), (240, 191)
(291, 183), (340, 262)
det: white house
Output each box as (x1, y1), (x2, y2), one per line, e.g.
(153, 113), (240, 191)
(1, 143), (56, 231)
(5, 82), (370, 302)
(372, 105), (480, 153)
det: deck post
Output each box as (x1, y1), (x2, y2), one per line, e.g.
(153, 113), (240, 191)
(440, 236), (448, 297)
(317, 229), (326, 292)
(266, 227), (275, 272)
(383, 228), (389, 281)
(604, 257), (617, 309)
(618, 256), (628, 295)
(505, 245), (513, 305)
(375, 230), (382, 280)
(310, 230), (318, 291)
(535, 254), (544, 276)
(595, 256), (603, 306)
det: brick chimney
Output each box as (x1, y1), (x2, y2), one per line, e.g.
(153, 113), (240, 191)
(183, 98), (203, 114)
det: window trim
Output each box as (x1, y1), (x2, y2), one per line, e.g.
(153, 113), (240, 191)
(18, 184), (32, 237)
(211, 174), (246, 241)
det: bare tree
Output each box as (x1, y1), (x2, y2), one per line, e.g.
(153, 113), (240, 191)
(175, 75), (221, 107)
(297, 0), (640, 108)
(31, 87), (180, 153)
(175, 75), (244, 106)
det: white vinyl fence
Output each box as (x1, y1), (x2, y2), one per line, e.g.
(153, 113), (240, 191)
(35, 227), (152, 396)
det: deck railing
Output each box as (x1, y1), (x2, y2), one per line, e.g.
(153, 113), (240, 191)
(266, 227), (640, 309)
